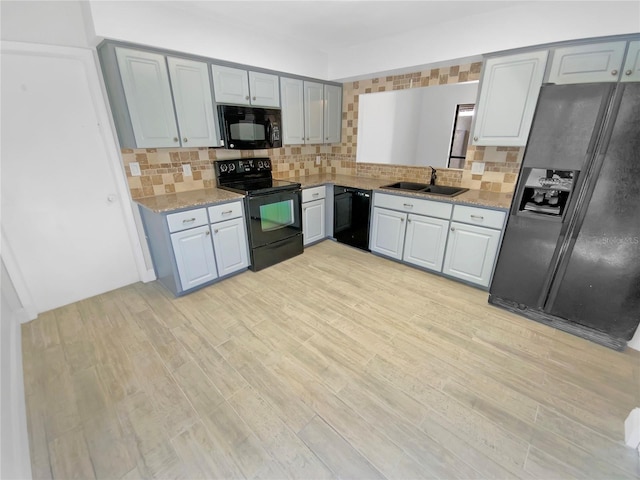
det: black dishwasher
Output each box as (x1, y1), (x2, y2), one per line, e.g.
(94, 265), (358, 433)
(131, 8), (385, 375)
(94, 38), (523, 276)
(333, 186), (372, 251)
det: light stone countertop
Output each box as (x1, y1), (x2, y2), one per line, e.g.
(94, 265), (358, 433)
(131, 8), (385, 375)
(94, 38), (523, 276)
(285, 173), (514, 211)
(135, 174), (514, 213)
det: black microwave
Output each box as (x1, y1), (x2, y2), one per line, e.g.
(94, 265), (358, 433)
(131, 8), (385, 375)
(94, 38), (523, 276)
(218, 105), (282, 150)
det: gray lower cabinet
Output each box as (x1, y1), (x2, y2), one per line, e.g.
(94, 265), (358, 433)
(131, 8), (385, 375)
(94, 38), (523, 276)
(370, 192), (506, 288)
(139, 200), (249, 295)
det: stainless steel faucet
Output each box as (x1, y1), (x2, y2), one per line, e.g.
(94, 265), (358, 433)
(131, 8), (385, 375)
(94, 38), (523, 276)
(429, 166), (437, 185)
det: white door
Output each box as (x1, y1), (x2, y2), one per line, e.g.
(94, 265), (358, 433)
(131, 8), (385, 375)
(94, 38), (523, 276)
(211, 65), (250, 105)
(167, 56), (219, 147)
(248, 71), (280, 107)
(403, 214), (449, 272)
(472, 50), (548, 146)
(548, 41), (626, 84)
(211, 217), (249, 277)
(304, 81), (324, 144)
(323, 84), (342, 144)
(1, 43), (142, 315)
(171, 226), (218, 290)
(280, 77), (305, 145)
(442, 222), (501, 287)
(370, 208), (406, 260)
(115, 47), (180, 148)
(622, 40), (640, 83)
(303, 199), (326, 246)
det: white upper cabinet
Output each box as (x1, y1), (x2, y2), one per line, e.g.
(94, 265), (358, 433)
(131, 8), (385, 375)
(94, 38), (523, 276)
(472, 50), (548, 147)
(280, 77), (305, 145)
(167, 57), (219, 147)
(621, 40), (640, 83)
(248, 71), (280, 107)
(548, 41), (627, 84)
(323, 84), (342, 144)
(115, 47), (180, 148)
(304, 81), (325, 144)
(211, 65), (279, 107)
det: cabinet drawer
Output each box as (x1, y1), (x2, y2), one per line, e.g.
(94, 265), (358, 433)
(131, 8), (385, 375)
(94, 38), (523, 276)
(374, 193), (452, 219)
(452, 205), (505, 230)
(302, 185), (326, 202)
(208, 201), (243, 223)
(166, 208), (208, 233)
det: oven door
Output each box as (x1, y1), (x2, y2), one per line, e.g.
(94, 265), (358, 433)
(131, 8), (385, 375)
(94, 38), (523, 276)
(246, 189), (302, 247)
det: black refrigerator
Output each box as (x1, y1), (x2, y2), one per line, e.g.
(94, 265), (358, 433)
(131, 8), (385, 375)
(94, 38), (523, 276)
(489, 82), (640, 350)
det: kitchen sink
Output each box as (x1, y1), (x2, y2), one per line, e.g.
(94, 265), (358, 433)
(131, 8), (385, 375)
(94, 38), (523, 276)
(381, 182), (468, 197)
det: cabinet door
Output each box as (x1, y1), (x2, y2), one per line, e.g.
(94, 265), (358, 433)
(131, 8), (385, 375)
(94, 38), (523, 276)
(622, 40), (640, 83)
(171, 225), (218, 291)
(323, 84), (342, 144)
(211, 65), (250, 105)
(472, 50), (548, 147)
(280, 77), (305, 145)
(303, 199), (326, 246)
(304, 81), (324, 144)
(115, 47), (180, 148)
(370, 207), (406, 260)
(403, 214), (449, 272)
(248, 71), (280, 107)
(442, 222), (500, 287)
(167, 57), (219, 147)
(211, 217), (249, 277)
(548, 41), (626, 84)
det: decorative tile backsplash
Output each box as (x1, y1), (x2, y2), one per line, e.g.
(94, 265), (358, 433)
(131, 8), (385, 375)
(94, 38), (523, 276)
(122, 60), (523, 199)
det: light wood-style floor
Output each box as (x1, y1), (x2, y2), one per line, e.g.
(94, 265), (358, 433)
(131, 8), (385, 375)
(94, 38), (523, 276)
(23, 240), (640, 479)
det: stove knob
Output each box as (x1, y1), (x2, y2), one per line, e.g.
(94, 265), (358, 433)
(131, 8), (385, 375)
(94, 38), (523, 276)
(220, 164), (228, 172)
(258, 161), (263, 168)
(228, 163), (236, 171)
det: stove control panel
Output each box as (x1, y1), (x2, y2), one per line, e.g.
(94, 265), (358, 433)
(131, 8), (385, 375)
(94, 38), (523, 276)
(215, 158), (272, 178)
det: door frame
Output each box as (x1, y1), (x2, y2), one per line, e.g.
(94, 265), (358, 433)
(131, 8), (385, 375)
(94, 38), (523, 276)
(1, 41), (154, 321)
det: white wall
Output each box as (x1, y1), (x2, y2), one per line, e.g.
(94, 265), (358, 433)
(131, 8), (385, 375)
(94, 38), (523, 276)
(329, 2), (640, 80)
(87, 1), (330, 79)
(0, 260), (32, 480)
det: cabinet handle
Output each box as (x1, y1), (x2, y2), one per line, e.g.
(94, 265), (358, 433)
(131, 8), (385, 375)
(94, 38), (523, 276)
(312, 193), (319, 197)
(325, 137), (329, 140)
(403, 203), (413, 208)
(306, 137), (310, 141)
(407, 218), (412, 223)
(221, 210), (233, 215)
(252, 96), (256, 101)
(206, 230), (211, 236)
(626, 69), (633, 76)
(451, 227), (456, 232)
(182, 218), (196, 223)
(473, 136), (478, 141)
(611, 69), (619, 76)
(213, 229), (218, 234)
(470, 214), (484, 220)
(173, 137), (179, 142)
(183, 138), (188, 143)
(401, 218), (405, 223)
(245, 95), (250, 100)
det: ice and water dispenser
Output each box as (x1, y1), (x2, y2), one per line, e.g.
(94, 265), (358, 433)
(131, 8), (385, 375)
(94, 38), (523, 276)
(517, 168), (578, 220)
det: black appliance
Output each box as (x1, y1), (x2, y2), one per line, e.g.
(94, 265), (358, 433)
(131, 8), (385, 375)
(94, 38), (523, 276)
(214, 158), (302, 271)
(490, 82), (640, 350)
(333, 186), (372, 251)
(218, 105), (282, 150)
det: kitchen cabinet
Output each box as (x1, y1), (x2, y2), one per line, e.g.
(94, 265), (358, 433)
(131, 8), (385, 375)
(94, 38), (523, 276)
(105, 46), (219, 148)
(472, 50), (548, 147)
(280, 77), (305, 144)
(280, 78), (342, 145)
(323, 84), (342, 144)
(171, 224), (218, 291)
(370, 193), (452, 270)
(304, 81), (325, 144)
(211, 65), (280, 107)
(167, 56), (219, 147)
(547, 41), (627, 84)
(139, 200), (249, 296)
(114, 47), (180, 148)
(442, 205), (505, 287)
(302, 186), (327, 246)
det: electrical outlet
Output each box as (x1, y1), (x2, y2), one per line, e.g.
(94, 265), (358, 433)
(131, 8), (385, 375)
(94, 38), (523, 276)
(315, 156), (321, 166)
(182, 164), (192, 176)
(471, 161), (485, 174)
(129, 162), (141, 176)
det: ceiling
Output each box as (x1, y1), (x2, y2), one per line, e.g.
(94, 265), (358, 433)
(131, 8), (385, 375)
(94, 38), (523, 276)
(168, 1), (526, 53)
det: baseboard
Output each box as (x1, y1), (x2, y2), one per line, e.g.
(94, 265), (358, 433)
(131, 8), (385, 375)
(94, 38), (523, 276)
(141, 268), (157, 283)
